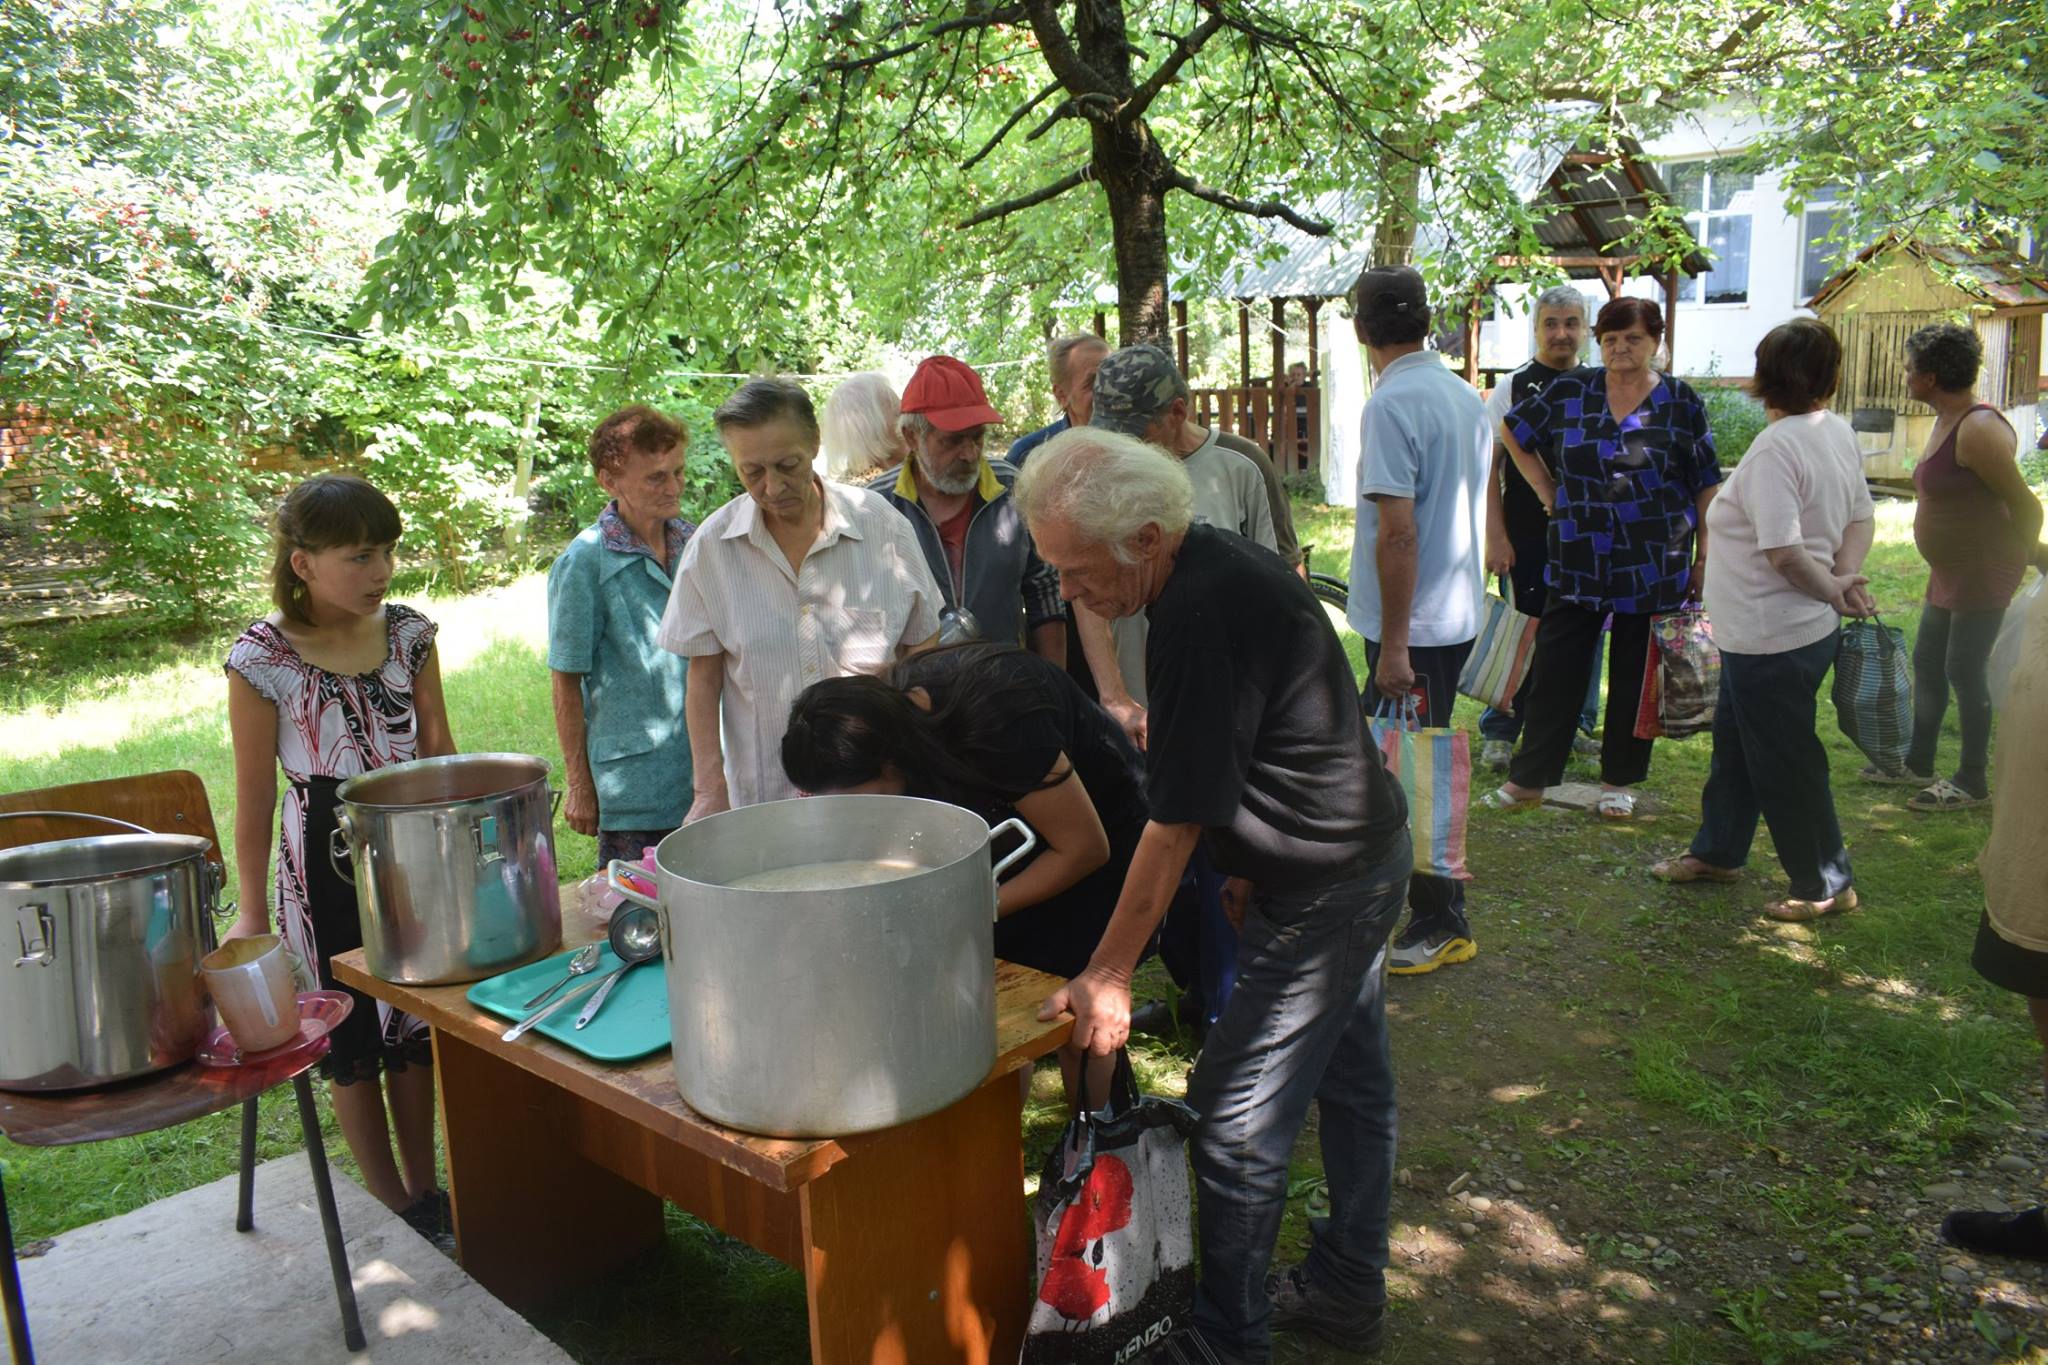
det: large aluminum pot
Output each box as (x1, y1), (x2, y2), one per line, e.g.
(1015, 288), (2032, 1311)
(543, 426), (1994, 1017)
(0, 813), (218, 1092)
(332, 753), (562, 985)
(610, 795), (1037, 1138)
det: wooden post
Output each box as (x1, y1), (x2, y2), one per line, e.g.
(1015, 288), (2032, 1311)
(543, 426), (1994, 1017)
(1173, 298), (1189, 376)
(1462, 293), (1483, 386)
(1092, 310), (1107, 341)
(1305, 299), (1323, 385)
(1238, 302), (1251, 391)
(1270, 298), (1287, 457)
(1663, 271), (1680, 372)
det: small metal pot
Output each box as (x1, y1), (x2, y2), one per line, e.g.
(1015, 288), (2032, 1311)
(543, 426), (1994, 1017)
(0, 813), (219, 1092)
(332, 753), (562, 985)
(611, 795), (1036, 1138)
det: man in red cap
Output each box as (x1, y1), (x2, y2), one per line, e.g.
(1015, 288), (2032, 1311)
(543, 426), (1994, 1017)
(872, 355), (1065, 660)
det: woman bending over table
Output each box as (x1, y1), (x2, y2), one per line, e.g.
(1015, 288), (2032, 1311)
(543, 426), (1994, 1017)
(781, 643), (1149, 1103)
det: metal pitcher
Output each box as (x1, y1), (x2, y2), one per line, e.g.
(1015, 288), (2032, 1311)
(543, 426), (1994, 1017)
(332, 753), (562, 985)
(611, 794), (1036, 1138)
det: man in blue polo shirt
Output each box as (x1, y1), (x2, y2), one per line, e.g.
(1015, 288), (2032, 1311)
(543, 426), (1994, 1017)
(548, 405), (695, 868)
(1349, 265), (1491, 977)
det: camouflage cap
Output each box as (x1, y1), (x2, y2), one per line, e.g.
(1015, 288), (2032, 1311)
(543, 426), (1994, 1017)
(1088, 343), (1190, 438)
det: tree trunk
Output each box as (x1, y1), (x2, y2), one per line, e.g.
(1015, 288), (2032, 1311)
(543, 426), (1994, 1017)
(1370, 136), (1427, 269)
(1096, 152), (1170, 345)
(1075, 2), (1171, 349)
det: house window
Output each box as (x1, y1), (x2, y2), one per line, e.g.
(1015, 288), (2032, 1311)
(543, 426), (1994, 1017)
(1664, 159), (1754, 305)
(1799, 184), (1850, 302)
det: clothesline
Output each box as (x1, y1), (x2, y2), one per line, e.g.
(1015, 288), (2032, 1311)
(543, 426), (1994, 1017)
(0, 265), (1041, 383)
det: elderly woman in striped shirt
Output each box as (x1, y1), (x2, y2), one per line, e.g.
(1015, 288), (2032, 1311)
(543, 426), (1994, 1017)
(658, 378), (943, 818)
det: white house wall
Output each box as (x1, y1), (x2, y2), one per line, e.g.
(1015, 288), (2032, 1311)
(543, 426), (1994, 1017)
(1479, 104), (1828, 380)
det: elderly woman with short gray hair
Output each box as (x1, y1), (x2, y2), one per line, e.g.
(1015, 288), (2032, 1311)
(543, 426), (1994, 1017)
(657, 377), (943, 816)
(1016, 425), (1411, 1362)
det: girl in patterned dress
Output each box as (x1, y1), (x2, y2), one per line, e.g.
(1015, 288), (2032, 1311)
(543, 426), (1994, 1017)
(224, 475), (454, 1238)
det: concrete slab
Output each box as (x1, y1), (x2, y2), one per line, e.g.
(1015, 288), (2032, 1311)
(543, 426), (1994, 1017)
(14, 1157), (573, 1364)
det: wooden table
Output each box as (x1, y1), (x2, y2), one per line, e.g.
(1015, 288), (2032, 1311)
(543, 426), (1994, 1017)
(333, 934), (1071, 1364)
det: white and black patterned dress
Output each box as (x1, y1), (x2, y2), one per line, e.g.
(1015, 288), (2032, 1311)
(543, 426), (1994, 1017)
(225, 605), (438, 1083)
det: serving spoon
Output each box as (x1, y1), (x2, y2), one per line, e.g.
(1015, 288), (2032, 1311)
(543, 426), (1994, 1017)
(573, 906), (663, 1030)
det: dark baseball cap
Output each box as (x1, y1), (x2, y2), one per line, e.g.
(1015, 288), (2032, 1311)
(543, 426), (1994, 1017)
(1354, 264), (1430, 321)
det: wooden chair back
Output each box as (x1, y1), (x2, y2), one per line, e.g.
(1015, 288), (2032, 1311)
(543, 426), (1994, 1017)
(0, 770), (226, 874)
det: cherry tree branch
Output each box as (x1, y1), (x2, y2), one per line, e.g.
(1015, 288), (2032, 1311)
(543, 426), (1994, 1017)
(958, 164), (1095, 227)
(1121, 10), (1226, 121)
(1162, 166), (1331, 233)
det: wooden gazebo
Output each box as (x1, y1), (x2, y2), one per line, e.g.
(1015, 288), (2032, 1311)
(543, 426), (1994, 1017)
(1461, 136), (1709, 383)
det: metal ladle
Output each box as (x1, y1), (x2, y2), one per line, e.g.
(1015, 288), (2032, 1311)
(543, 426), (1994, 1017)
(571, 906), (663, 1030)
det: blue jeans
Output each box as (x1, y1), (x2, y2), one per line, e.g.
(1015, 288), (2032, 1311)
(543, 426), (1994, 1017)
(1689, 634), (1853, 901)
(1187, 847), (1410, 1360)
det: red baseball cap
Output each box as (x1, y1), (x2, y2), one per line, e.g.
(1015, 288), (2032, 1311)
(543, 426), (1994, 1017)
(900, 355), (1003, 432)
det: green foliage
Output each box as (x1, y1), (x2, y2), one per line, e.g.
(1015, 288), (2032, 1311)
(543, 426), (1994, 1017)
(2019, 448), (2047, 490)
(1698, 385), (1767, 466)
(0, 0), (641, 620)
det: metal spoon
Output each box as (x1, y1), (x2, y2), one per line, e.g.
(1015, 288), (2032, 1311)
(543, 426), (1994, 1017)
(521, 943), (600, 1009)
(573, 906), (663, 1030)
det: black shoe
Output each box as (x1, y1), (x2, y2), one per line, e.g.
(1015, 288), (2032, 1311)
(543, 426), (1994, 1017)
(1131, 998), (1178, 1039)
(1268, 1264), (1386, 1353)
(1148, 1326), (1256, 1365)
(400, 1191), (457, 1253)
(1941, 1206), (2048, 1260)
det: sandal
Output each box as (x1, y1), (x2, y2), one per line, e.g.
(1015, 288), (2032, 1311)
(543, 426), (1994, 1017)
(1763, 887), (1860, 922)
(1650, 855), (1740, 884)
(1597, 790), (1636, 820)
(1860, 764), (1932, 786)
(1908, 779), (1989, 812)
(1480, 785), (1541, 811)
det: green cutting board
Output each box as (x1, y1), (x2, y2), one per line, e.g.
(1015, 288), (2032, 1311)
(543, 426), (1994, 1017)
(467, 942), (670, 1063)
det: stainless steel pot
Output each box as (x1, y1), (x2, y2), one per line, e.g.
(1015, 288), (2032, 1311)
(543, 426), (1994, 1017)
(332, 753), (562, 985)
(0, 812), (219, 1092)
(609, 795), (1037, 1138)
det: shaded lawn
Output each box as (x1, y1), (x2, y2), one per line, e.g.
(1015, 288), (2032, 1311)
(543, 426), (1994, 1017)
(0, 496), (2037, 1363)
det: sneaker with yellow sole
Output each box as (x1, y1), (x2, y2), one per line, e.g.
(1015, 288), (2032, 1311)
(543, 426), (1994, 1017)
(1387, 925), (1477, 975)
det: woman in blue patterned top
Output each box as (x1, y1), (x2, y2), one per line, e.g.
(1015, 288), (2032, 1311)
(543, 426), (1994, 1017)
(1485, 297), (1722, 820)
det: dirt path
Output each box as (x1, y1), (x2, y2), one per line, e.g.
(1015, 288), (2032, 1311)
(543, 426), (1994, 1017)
(1250, 798), (2048, 1365)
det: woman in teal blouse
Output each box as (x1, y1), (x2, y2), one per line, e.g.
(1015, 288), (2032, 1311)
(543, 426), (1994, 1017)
(548, 405), (696, 866)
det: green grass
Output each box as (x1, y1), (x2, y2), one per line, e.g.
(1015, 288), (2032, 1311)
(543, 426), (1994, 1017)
(3, 494), (2040, 1362)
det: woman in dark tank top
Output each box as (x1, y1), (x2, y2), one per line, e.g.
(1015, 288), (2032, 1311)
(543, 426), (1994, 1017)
(1867, 324), (2046, 809)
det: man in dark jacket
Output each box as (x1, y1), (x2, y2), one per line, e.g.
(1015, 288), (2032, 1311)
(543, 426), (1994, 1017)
(873, 354), (1064, 659)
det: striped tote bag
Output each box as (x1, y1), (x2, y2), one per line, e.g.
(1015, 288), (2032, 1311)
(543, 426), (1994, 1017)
(1457, 593), (1541, 712)
(1833, 616), (1913, 774)
(1368, 697), (1473, 882)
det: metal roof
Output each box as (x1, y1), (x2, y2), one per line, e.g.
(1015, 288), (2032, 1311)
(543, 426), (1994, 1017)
(1213, 191), (1434, 301)
(1808, 235), (2048, 312)
(1211, 137), (1703, 301)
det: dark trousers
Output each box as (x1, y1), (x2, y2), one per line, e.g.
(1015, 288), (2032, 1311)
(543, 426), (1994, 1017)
(1187, 852), (1408, 1359)
(1509, 602), (1656, 789)
(1906, 599), (2006, 792)
(597, 828), (672, 870)
(1155, 843), (1239, 1025)
(1363, 637), (1471, 938)
(1689, 634), (1853, 901)
(1480, 562), (1601, 741)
